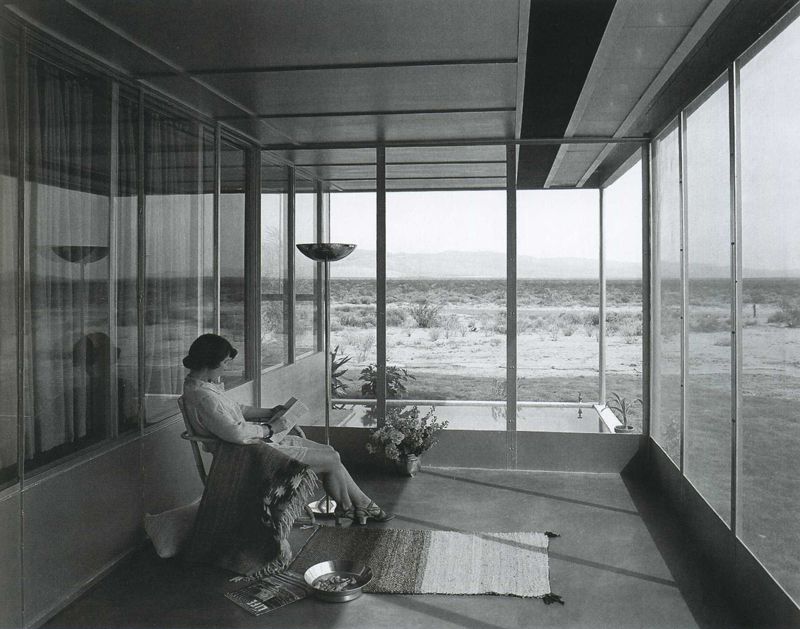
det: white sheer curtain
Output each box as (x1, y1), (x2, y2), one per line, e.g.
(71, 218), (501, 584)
(24, 59), (109, 460)
(0, 41), (19, 476)
(144, 112), (212, 421)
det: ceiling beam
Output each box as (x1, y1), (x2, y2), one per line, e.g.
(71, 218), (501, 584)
(135, 58), (518, 79)
(217, 107), (515, 121)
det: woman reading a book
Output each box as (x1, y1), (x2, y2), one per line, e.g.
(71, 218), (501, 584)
(182, 333), (393, 525)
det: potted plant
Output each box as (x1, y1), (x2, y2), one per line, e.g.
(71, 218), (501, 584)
(366, 406), (448, 476)
(605, 392), (641, 434)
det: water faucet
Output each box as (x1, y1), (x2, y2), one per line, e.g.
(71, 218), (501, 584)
(577, 392), (583, 419)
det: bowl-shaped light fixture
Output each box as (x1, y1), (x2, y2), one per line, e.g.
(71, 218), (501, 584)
(296, 243), (356, 262)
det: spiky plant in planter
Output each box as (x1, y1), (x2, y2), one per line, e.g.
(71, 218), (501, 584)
(605, 392), (641, 434)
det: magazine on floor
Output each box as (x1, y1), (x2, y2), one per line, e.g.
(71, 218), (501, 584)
(225, 570), (310, 615)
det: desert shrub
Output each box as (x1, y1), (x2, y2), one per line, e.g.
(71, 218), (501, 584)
(561, 323), (576, 337)
(338, 309), (376, 329)
(386, 307), (406, 327)
(356, 334), (375, 361)
(492, 310), (507, 335)
(359, 363), (415, 399)
(409, 300), (441, 328)
(689, 313), (730, 333)
(767, 300), (800, 327)
(427, 327), (442, 342)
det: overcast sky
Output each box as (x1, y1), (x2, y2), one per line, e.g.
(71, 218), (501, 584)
(330, 159), (643, 264)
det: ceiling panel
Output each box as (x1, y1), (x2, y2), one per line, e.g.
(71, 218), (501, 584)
(387, 145), (507, 163)
(253, 112), (516, 146)
(386, 177), (506, 191)
(625, 0), (709, 27)
(274, 148), (377, 167)
(7, 0), (172, 75)
(612, 26), (691, 70)
(142, 75), (254, 120)
(75, 0), (520, 71)
(200, 64), (516, 116)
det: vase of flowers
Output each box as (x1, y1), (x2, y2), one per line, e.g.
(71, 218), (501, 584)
(366, 406), (448, 476)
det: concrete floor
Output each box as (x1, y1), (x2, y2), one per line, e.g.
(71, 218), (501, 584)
(46, 467), (744, 629)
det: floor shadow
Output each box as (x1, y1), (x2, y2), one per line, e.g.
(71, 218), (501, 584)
(621, 464), (746, 629)
(376, 592), (522, 629)
(421, 468), (639, 516)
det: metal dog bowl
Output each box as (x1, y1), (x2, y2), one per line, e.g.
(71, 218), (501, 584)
(303, 560), (373, 603)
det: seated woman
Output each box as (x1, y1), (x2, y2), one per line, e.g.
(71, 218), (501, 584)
(182, 333), (393, 526)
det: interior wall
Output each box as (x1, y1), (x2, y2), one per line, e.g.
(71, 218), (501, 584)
(21, 441), (142, 628)
(645, 440), (800, 628)
(309, 425), (641, 473)
(0, 489), (22, 629)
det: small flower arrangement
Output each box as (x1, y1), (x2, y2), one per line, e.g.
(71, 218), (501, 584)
(366, 406), (449, 462)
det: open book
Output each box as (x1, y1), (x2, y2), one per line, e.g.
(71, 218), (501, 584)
(268, 397), (310, 443)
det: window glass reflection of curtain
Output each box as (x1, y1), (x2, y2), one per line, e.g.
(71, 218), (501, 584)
(0, 40), (19, 482)
(144, 112), (211, 422)
(115, 97), (139, 431)
(24, 59), (110, 467)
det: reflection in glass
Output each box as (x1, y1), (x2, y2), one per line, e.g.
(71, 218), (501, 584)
(113, 95), (140, 433)
(685, 80), (732, 524)
(144, 112), (213, 422)
(261, 159), (289, 369)
(219, 139), (247, 387)
(329, 192), (376, 426)
(652, 125), (682, 464)
(739, 16), (800, 603)
(24, 58), (111, 470)
(517, 188), (599, 431)
(603, 160), (643, 430)
(295, 175), (319, 356)
(387, 189), (506, 430)
(0, 38), (17, 484)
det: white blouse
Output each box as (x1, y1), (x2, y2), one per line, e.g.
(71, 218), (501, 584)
(182, 377), (268, 444)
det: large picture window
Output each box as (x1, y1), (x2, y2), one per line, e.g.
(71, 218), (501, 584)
(143, 111), (214, 422)
(739, 13), (800, 602)
(260, 158), (289, 370)
(652, 123), (683, 464)
(0, 36), (18, 484)
(219, 138), (247, 387)
(24, 56), (113, 470)
(295, 174), (320, 357)
(684, 79), (732, 524)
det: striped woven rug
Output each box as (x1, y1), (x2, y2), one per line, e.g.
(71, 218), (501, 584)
(290, 528), (552, 598)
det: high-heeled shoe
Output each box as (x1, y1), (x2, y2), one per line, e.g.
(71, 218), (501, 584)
(333, 505), (355, 526)
(353, 501), (394, 525)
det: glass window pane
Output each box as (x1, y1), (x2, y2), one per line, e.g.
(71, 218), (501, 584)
(295, 175), (319, 357)
(0, 37), (18, 484)
(219, 138), (247, 387)
(739, 15), (800, 603)
(143, 112), (213, 423)
(261, 158), (289, 369)
(330, 191), (376, 427)
(517, 187), (599, 431)
(604, 160), (643, 430)
(114, 94), (140, 433)
(387, 181), (506, 431)
(24, 57), (112, 470)
(685, 80), (732, 524)
(652, 124), (683, 464)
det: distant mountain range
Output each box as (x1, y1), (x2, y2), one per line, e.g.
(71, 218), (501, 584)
(327, 249), (643, 279)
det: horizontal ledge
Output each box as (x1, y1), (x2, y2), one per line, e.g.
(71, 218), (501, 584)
(263, 137), (649, 150)
(136, 58), (519, 78)
(219, 107), (515, 121)
(335, 399), (597, 408)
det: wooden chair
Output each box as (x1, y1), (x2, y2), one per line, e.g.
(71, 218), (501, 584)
(177, 396), (219, 487)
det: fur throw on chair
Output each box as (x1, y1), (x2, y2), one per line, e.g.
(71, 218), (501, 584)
(183, 440), (318, 579)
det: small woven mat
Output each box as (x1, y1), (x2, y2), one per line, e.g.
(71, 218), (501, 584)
(290, 527), (551, 598)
